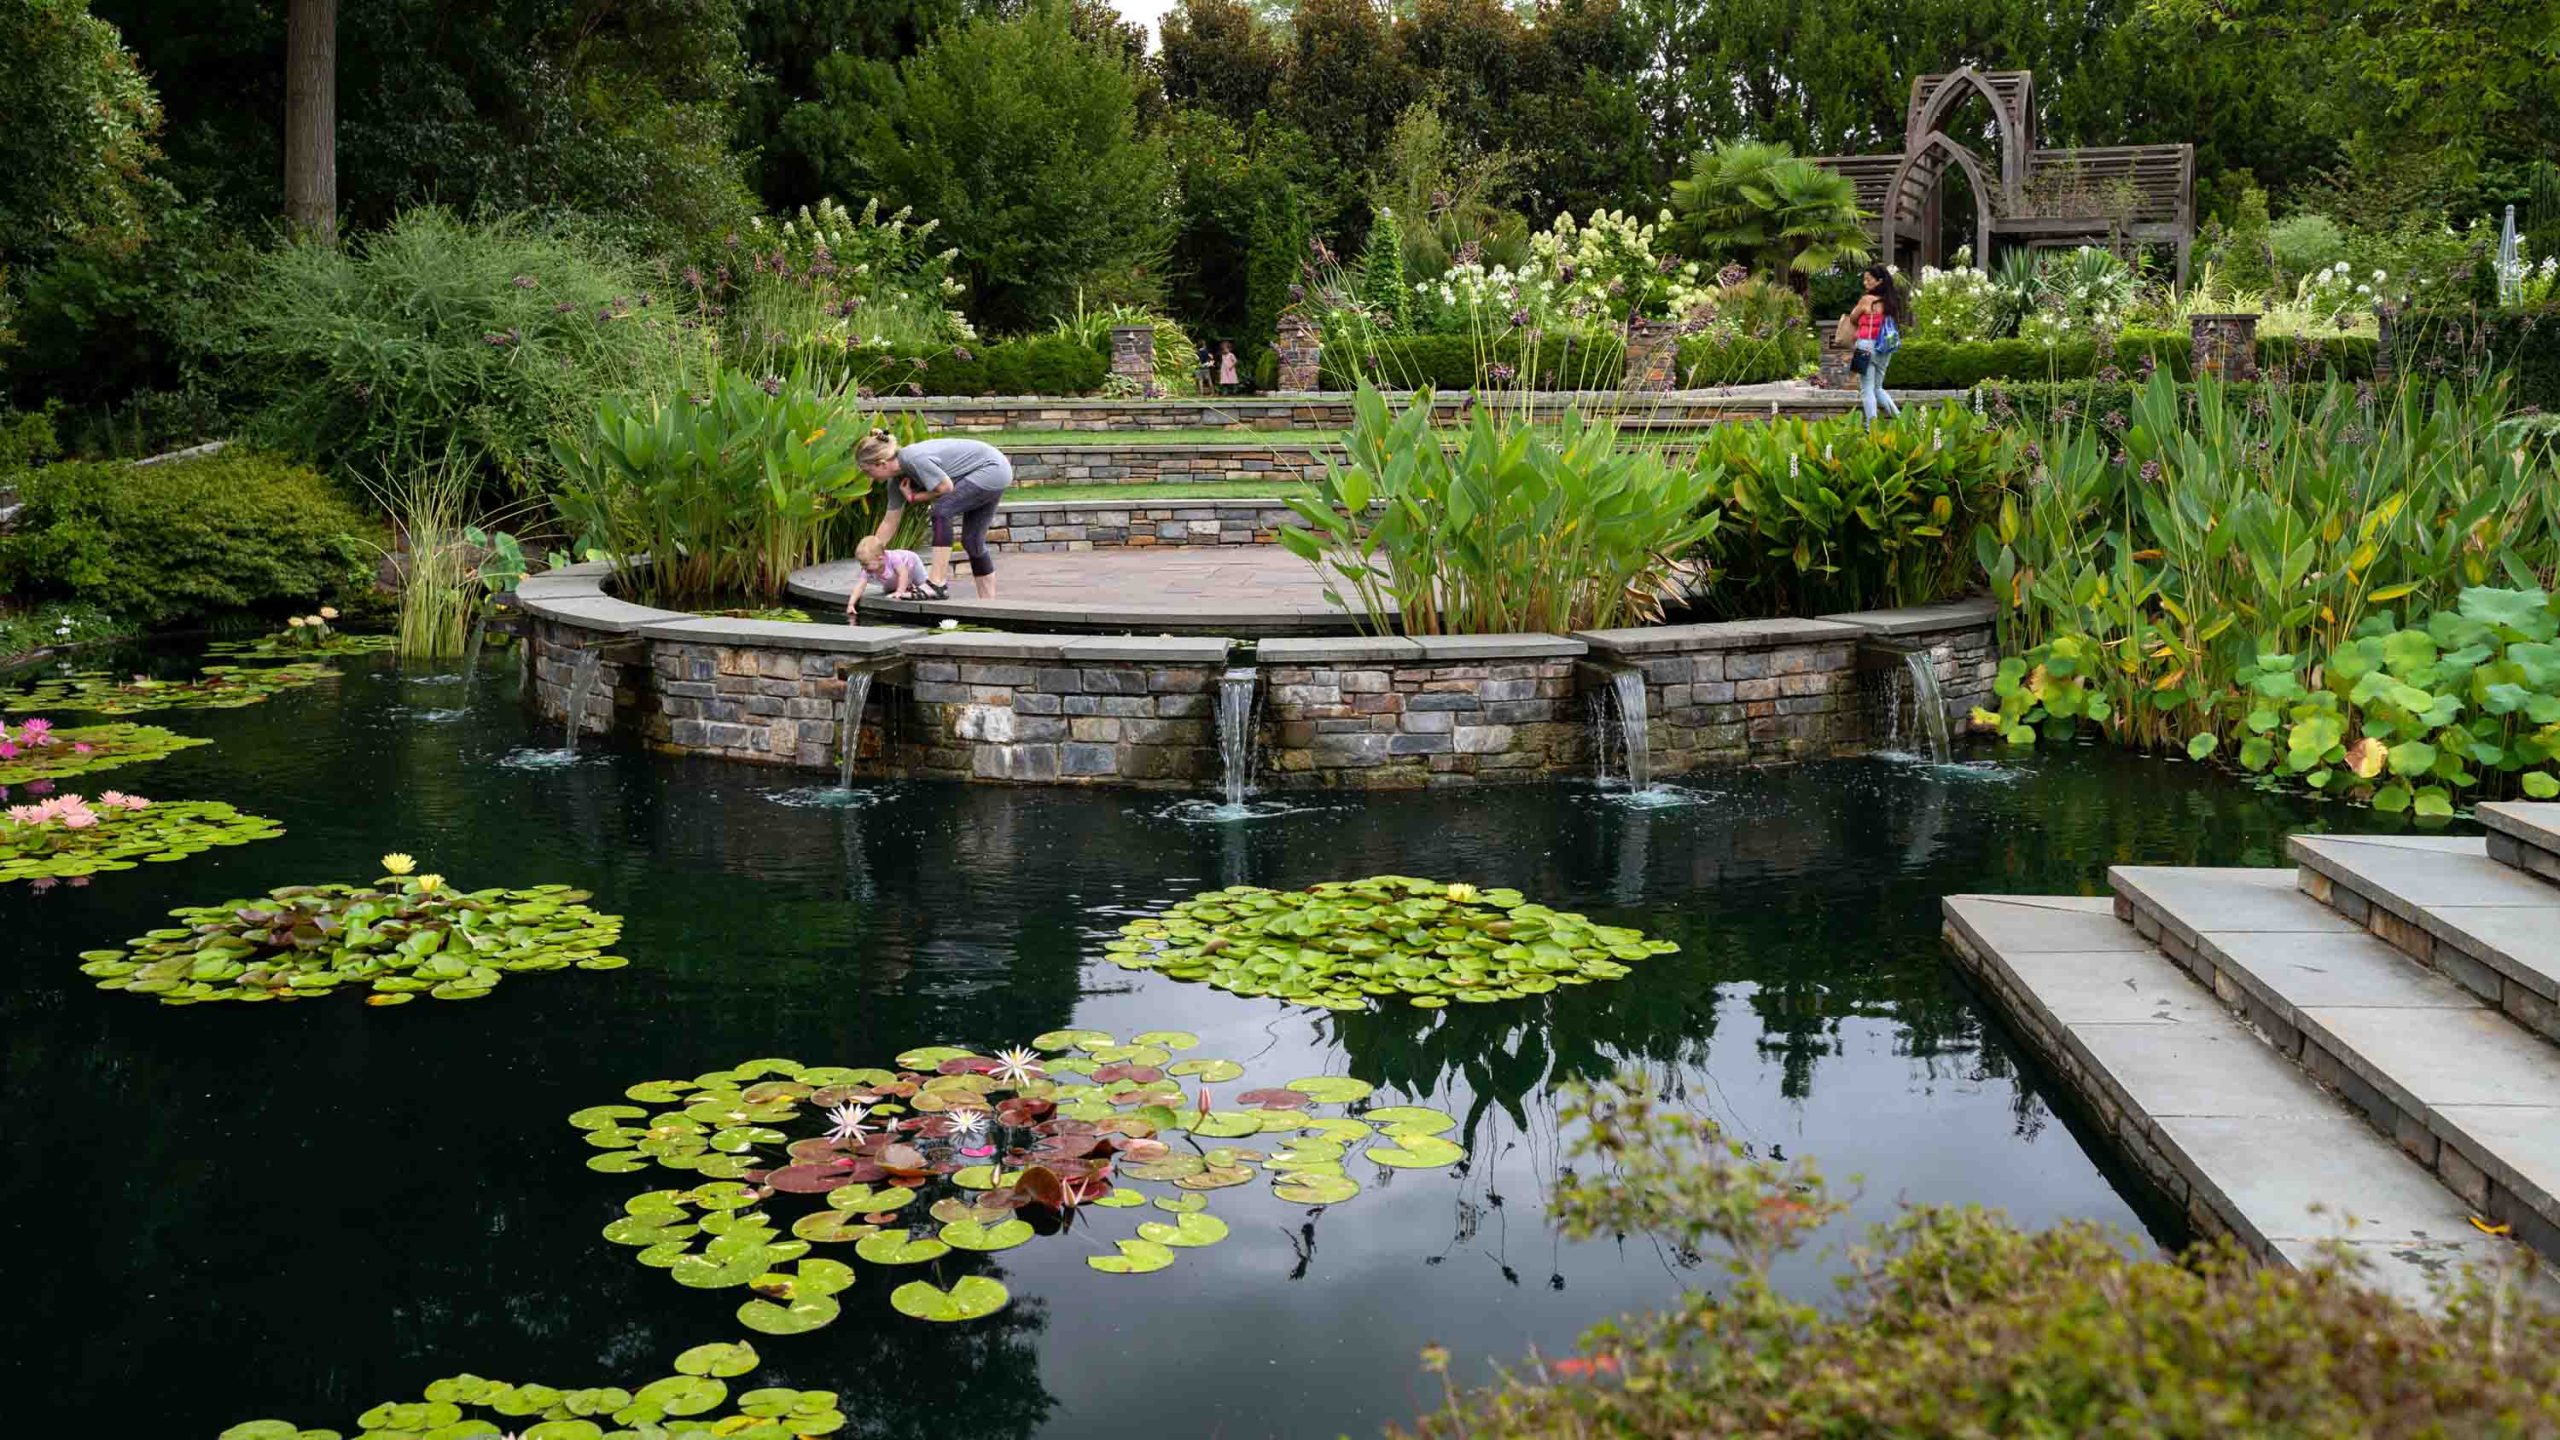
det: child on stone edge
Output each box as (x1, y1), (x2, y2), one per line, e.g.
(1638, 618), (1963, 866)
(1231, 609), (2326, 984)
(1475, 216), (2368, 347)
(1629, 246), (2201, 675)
(845, 535), (931, 615)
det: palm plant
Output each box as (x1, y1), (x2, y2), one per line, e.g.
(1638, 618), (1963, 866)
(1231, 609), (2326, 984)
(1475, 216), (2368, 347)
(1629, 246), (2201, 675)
(1669, 140), (1872, 284)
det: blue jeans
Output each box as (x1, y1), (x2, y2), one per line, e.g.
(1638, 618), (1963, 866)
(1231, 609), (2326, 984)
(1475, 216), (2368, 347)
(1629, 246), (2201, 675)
(1857, 340), (1899, 423)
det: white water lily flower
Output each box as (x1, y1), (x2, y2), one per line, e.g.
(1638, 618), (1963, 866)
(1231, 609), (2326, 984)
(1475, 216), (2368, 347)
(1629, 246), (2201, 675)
(825, 1102), (873, 1145)
(991, 1046), (1044, 1086)
(946, 1107), (990, 1145)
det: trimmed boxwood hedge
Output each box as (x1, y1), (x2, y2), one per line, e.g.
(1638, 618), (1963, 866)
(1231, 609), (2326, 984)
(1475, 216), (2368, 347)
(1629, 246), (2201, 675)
(1883, 329), (2375, 388)
(2389, 305), (2560, 409)
(838, 336), (1108, 397)
(1317, 332), (1628, 392)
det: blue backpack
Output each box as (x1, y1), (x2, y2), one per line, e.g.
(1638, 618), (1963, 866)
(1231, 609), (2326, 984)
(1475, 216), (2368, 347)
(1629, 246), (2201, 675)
(1873, 315), (1901, 360)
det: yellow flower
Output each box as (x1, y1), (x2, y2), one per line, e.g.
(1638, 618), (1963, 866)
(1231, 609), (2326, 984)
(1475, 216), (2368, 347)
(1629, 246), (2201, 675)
(318, 606), (338, 620)
(415, 874), (444, 893)
(806, 427), (827, 443)
(1445, 883), (1478, 903)
(380, 852), (416, 875)
(287, 616), (308, 628)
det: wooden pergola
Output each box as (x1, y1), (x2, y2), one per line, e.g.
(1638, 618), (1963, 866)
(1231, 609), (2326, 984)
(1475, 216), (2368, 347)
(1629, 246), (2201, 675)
(1809, 68), (2196, 282)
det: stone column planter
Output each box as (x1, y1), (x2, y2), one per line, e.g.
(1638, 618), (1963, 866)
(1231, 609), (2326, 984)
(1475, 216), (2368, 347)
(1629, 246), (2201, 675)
(1109, 324), (1155, 387)
(1621, 318), (1682, 391)
(1274, 313), (1323, 392)
(2373, 304), (2396, 385)
(2189, 313), (2260, 381)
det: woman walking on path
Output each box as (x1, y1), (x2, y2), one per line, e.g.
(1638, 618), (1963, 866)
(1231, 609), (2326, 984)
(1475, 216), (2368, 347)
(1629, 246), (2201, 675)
(1849, 264), (1905, 425)
(857, 431), (1013, 601)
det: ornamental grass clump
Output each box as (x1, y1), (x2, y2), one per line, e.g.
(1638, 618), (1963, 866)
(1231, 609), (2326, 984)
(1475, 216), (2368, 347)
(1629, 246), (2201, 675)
(1280, 386), (1718, 635)
(1400, 1078), (2560, 1439)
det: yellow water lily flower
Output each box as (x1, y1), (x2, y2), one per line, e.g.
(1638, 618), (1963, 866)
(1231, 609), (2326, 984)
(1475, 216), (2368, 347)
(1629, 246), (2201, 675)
(414, 873), (444, 893)
(1445, 883), (1478, 903)
(318, 606), (339, 620)
(380, 852), (416, 875)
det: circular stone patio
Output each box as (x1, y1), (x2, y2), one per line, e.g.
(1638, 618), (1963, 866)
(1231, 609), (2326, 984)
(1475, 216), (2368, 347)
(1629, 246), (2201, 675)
(791, 547), (1387, 637)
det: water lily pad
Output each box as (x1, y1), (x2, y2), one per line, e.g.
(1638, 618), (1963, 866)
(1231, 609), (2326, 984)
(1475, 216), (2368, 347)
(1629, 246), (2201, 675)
(1087, 1238), (1177, 1274)
(1166, 1058), (1245, 1082)
(1368, 1133), (1466, 1168)
(633, 1375), (726, 1416)
(792, 1211), (878, 1244)
(5, 661), (340, 716)
(737, 1291), (842, 1336)
(889, 1276), (1008, 1322)
(674, 1342), (760, 1378)
(1273, 1172), (1363, 1205)
(1130, 1029), (1199, 1049)
(939, 1217), (1034, 1251)
(1286, 1076), (1376, 1105)
(1358, 1106), (1456, 1135)
(853, 1231), (950, 1265)
(1137, 1212), (1230, 1248)
(5, 798), (284, 885)
(1031, 1029), (1114, 1051)
(0, 721), (210, 786)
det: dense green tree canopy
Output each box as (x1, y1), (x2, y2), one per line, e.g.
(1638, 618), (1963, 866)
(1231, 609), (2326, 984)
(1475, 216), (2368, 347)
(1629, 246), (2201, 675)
(0, 0), (165, 273)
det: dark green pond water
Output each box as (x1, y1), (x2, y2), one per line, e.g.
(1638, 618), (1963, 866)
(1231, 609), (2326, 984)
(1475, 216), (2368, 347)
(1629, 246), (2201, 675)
(0, 647), (2401, 1437)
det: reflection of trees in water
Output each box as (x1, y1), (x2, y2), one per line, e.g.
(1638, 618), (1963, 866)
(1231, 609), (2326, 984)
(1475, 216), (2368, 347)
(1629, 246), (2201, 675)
(763, 1289), (1055, 1440)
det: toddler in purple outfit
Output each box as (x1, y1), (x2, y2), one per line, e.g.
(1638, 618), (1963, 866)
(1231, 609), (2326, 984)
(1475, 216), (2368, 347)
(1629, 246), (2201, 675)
(846, 535), (930, 614)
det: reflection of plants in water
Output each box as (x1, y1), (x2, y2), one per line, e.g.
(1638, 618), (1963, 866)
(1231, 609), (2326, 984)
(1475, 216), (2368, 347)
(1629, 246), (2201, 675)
(3, 793), (281, 882)
(0, 717), (208, 785)
(221, 1338), (844, 1439)
(573, 1034), (1468, 1334)
(76, 855), (624, 1003)
(5, 661), (340, 714)
(1109, 877), (1679, 1010)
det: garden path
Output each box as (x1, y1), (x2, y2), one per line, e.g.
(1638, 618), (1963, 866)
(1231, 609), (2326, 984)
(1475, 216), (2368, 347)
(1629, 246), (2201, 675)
(792, 547), (1374, 637)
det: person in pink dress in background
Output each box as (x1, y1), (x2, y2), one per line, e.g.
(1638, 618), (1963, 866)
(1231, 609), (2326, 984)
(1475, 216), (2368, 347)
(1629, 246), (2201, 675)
(1217, 340), (1241, 393)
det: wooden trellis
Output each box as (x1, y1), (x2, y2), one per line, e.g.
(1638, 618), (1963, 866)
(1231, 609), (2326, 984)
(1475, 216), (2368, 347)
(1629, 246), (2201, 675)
(1809, 68), (2196, 281)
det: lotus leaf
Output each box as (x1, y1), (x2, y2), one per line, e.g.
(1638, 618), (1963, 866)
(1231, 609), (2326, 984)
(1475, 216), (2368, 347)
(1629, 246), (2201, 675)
(5, 662), (339, 715)
(1114, 877), (1674, 1009)
(78, 870), (622, 1003)
(0, 721), (209, 785)
(889, 1275), (1009, 1321)
(1088, 1238), (1177, 1274)
(4, 798), (283, 884)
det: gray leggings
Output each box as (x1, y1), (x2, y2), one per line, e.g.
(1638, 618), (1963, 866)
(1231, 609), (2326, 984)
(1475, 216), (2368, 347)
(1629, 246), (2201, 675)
(928, 481), (1001, 577)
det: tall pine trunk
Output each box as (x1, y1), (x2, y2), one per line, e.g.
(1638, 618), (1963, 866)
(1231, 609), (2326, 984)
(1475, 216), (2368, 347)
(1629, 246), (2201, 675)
(284, 0), (337, 242)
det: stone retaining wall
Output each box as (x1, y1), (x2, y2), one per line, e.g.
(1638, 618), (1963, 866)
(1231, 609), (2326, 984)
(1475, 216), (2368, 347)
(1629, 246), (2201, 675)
(1257, 636), (1587, 789)
(986, 498), (1297, 552)
(872, 392), (1879, 432)
(514, 562), (2001, 790)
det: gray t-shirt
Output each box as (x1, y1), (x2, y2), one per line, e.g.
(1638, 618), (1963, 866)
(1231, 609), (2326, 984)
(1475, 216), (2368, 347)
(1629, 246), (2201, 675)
(886, 438), (1012, 510)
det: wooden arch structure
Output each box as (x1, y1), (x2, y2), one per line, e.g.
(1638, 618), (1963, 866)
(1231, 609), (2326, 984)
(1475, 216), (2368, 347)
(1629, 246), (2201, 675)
(1810, 67), (2195, 281)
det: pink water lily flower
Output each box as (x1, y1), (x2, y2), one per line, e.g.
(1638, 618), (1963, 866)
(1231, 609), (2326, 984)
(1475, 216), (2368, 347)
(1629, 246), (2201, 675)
(0, 742), (16, 760)
(4, 804), (44, 826)
(18, 718), (52, 745)
(96, 791), (150, 811)
(71, 743), (91, 754)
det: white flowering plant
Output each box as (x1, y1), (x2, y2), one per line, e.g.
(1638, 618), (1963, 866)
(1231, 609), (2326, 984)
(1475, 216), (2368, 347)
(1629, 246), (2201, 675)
(1909, 260), (2009, 342)
(720, 199), (974, 361)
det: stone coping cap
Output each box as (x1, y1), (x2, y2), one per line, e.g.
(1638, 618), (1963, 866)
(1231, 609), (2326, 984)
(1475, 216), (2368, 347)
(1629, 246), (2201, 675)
(638, 617), (923, 656)
(897, 632), (1076, 661)
(1815, 597), (1998, 636)
(2477, 802), (2560, 851)
(995, 497), (1298, 515)
(1253, 636), (1424, 663)
(1057, 636), (1237, 664)
(1570, 617), (1863, 654)
(1409, 633), (1586, 660)
(517, 591), (691, 636)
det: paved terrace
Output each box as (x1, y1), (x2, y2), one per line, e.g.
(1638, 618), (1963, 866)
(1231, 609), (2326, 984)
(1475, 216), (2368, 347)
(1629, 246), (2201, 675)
(791, 547), (1381, 637)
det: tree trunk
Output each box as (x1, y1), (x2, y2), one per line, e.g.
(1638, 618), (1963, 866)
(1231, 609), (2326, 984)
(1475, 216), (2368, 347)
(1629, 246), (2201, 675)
(284, 0), (337, 242)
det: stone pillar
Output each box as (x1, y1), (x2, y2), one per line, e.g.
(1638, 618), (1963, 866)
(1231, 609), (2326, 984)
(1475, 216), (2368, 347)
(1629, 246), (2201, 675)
(1816, 321), (1853, 391)
(1108, 324), (1154, 386)
(1621, 318), (1682, 391)
(2189, 313), (2260, 381)
(2373, 303), (2396, 386)
(1274, 313), (1323, 392)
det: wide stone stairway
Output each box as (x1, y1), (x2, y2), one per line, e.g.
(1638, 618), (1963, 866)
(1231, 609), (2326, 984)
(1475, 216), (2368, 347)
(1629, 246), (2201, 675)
(1944, 803), (2560, 1308)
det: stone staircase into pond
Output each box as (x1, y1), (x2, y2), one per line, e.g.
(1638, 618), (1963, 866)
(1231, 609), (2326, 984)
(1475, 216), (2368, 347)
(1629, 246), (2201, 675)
(1942, 802), (2560, 1310)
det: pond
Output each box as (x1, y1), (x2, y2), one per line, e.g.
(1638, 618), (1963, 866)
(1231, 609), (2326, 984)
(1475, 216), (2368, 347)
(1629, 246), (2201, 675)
(1, 646), (2399, 1437)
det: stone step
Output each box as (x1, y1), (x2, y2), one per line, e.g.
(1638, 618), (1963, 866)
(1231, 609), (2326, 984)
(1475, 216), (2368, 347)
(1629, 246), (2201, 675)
(2289, 833), (2560, 1044)
(2480, 801), (2560, 886)
(1940, 893), (2531, 1309)
(2109, 866), (2560, 1269)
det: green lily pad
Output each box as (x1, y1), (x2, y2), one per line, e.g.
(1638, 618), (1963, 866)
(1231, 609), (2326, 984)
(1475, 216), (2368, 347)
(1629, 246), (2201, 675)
(1274, 1172), (1363, 1205)
(1088, 1238), (1177, 1274)
(889, 1276), (1009, 1322)
(0, 721), (210, 786)
(737, 1292), (842, 1335)
(5, 797), (284, 885)
(1368, 1133), (1467, 1168)
(673, 1342), (760, 1378)
(940, 1217), (1034, 1251)
(5, 661), (340, 716)
(1137, 1212), (1230, 1248)
(854, 1231), (950, 1265)
(1358, 1106), (1456, 1135)
(1286, 1076), (1375, 1104)
(1030, 1029), (1114, 1051)
(632, 1375), (726, 1416)
(1165, 1058), (1246, 1082)
(1130, 1029), (1199, 1050)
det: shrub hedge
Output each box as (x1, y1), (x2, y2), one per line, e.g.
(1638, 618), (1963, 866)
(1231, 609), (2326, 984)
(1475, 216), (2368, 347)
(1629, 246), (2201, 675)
(833, 336), (1107, 397)
(2390, 304), (2560, 409)
(1318, 332), (1629, 392)
(1883, 329), (2376, 389)
(0, 449), (375, 625)
(1675, 331), (1813, 386)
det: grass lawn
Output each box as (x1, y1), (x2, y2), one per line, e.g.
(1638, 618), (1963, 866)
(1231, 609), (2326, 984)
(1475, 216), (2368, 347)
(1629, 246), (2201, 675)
(1006, 480), (1318, 503)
